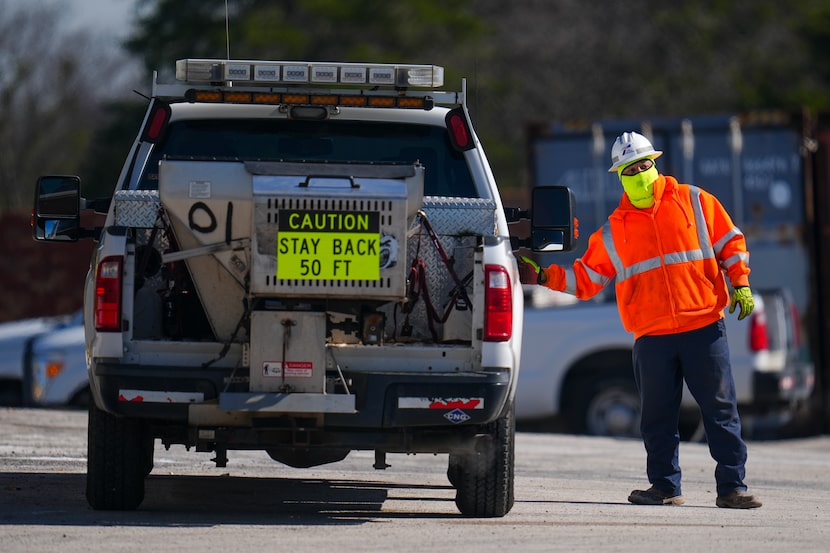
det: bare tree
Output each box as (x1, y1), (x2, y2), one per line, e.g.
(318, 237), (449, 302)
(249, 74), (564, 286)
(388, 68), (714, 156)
(0, 0), (134, 212)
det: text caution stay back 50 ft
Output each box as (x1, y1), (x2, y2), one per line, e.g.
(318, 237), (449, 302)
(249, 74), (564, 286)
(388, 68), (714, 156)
(277, 209), (380, 280)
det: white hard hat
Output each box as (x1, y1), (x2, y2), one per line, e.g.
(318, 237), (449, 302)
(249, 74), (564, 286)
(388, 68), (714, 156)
(608, 131), (663, 172)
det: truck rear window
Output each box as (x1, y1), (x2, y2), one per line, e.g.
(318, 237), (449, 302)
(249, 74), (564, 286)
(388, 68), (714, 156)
(138, 118), (477, 198)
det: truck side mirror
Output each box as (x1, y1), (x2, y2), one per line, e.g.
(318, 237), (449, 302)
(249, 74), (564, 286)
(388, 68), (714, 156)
(33, 176), (82, 242)
(531, 186), (576, 252)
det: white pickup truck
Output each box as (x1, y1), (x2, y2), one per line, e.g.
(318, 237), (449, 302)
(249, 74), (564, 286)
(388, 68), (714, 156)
(31, 58), (575, 517)
(516, 286), (814, 439)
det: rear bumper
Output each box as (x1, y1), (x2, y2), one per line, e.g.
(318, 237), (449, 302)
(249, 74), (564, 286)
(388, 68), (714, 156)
(752, 361), (815, 407)
(91, 361), (512, 429)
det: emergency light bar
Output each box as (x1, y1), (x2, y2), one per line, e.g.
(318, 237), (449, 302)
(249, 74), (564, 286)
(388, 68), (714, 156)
(176, 59), (444, 88)
(183, 89), (434, 110)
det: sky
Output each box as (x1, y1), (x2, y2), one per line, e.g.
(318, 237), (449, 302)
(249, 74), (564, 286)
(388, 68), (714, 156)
(9, 0), (138, 39)
(65, 0), (136, 38)
(5, 0), (144, 95)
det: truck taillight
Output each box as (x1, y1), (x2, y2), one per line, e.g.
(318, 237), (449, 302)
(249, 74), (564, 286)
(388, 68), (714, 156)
(141, 102), (171, 142)
(748, 310), (769, 352)
(95, 257), (123, 332)
(446, 108), (474, 151)
(484, 265), (512, 342)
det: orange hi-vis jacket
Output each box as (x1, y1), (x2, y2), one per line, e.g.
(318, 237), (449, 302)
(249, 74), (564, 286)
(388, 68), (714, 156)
(541, 174), (750, 339)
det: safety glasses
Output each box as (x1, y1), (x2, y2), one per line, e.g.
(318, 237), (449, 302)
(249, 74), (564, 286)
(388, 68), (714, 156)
(621, 158), (654, 176)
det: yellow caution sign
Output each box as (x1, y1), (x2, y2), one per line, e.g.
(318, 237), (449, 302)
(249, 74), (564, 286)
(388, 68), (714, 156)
(277, 209), (380, 280)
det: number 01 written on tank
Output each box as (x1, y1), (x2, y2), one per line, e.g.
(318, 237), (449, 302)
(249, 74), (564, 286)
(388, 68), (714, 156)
(276, 209), (381, 280)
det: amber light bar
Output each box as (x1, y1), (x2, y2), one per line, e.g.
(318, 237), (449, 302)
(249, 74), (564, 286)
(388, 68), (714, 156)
(184, 89), (433, 109)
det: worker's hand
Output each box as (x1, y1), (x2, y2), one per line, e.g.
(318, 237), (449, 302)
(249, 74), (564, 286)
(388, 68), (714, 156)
(517, 256), (544, 285)
(729, 286), (755, 321)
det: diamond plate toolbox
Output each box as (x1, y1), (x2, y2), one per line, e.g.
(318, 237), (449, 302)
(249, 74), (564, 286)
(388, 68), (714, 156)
(389, 196), (496, 341)
(114, 190), (160, 228)
(419, 196), (497, 236)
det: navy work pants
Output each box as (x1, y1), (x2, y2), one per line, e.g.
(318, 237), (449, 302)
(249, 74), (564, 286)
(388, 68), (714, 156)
(632, 319), (748, 496)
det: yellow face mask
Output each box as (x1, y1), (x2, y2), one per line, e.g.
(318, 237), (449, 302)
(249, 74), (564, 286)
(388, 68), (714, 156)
(619, 166), (658, 208)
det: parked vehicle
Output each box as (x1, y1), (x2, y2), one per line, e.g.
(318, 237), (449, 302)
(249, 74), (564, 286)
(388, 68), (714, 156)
(31, 57), (574, 516)
(516, 286), (814, 439)
(26, 321), (89, 408)
(0, 311), (80, 406)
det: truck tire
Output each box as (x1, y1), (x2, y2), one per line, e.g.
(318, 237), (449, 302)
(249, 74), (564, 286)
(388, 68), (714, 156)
(0, 381), (23, 407)
(86, 402), (153, 510)
(566, 377), (641, 438)
(452, 402), (515, 517)
(447, 453), (462, 487)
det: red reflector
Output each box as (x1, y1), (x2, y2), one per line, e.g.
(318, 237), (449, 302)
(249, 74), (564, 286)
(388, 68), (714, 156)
(144, 104), (170, 141)
(484, 265), (512, 342)
(749, 310), (769, 351)
(448, 113), (471, 149)
(95, 257), (122, 332)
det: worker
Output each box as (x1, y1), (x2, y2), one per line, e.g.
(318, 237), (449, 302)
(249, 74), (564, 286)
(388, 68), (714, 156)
(518, 131), (762, 509)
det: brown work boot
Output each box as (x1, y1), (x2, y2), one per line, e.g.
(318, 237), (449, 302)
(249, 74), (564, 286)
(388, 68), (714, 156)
(628, 486), (685, 506)
(716, 489), (762, 509)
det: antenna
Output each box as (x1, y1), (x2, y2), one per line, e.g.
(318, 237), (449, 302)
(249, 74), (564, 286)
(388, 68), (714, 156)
(225, 0), (230, 59)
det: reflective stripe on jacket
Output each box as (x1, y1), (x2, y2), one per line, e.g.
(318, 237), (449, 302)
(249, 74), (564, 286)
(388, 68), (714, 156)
(541, 174), (750, 338)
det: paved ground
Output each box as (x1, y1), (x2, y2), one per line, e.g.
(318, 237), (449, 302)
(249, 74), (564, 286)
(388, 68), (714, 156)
(1, 407), (829, 552)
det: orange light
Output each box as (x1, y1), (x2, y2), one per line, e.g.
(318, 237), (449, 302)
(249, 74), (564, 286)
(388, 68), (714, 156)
(311, 94), (339, 105)
(224, 91), (252, 103)
(253, 92), (281, 104)
(45, 360), (64, 379)
(282, 93), (310, 104)
(193, 90), (222, 102)
(397, 97), (425, 108)
(368, 96), (396, 107)
(339, 95), (368, 106)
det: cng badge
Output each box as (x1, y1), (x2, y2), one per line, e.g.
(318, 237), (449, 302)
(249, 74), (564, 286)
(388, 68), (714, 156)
(277, 209), (380, 280)
(444, 408), (471, 424)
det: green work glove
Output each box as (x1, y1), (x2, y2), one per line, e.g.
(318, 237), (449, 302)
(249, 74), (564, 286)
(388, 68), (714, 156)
(729, 286), (755, 321)
(517, 256), (545, 285)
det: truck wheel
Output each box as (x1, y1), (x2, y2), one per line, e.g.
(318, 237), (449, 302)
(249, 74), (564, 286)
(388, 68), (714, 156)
(86, 402), (152, 510)
(69, 386), (92, 410)
(0, 381), (23, 407)
(446, 452), (462, 487)
(452, 403), (515, 517)
(566, 377), (641, 438)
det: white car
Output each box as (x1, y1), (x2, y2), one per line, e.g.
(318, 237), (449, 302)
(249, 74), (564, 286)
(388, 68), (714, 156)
(27, 320), (89, 408)
(516, 287), (814, 439)
(0, 311), (80, 406)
